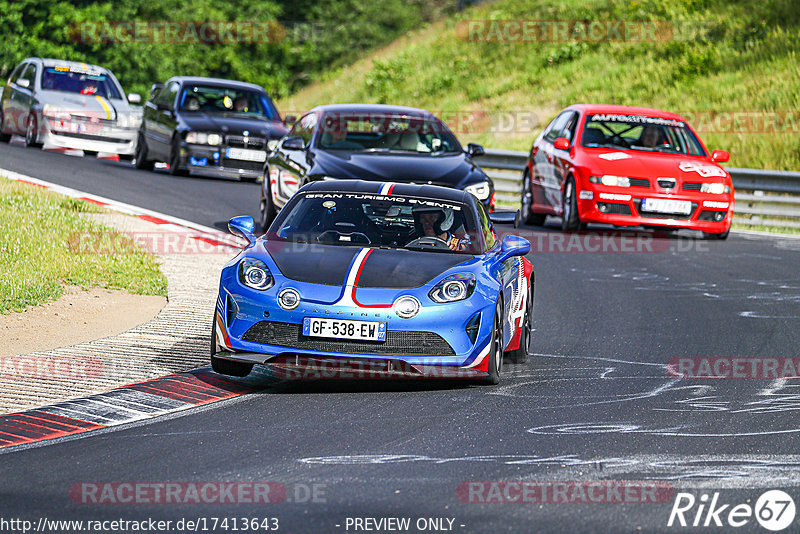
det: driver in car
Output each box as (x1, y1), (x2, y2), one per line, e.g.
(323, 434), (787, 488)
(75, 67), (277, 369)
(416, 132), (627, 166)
(412, 205), (471, 251)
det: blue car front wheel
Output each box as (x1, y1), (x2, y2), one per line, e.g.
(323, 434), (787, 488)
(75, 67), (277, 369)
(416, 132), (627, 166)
(481, 300), (504, 385)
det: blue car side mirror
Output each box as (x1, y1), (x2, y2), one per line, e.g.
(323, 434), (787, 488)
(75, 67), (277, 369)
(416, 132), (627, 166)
(228, 215), (256, 244)
(498, 235), (531, 262)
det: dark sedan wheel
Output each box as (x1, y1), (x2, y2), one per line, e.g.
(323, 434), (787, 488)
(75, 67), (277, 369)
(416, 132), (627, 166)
(25, 114), (42, 148)
(134, 133), (154, 171)
(521, 169), (546, 226)
(481, 300), (504, 385)
(169, 137), (187, 176)
(0, 109), (11, 143)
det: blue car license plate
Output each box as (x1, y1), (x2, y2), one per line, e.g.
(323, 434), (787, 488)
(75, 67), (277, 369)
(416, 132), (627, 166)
(303, 317), (386, 342)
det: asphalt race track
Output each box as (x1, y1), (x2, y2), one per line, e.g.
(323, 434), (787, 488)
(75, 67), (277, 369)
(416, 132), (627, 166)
(2, 143), (800, 533)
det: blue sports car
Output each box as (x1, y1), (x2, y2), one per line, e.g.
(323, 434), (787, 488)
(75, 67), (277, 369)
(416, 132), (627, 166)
(212, 180), (533, 384)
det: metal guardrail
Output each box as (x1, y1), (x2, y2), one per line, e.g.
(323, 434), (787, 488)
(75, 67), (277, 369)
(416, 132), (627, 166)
(478, 149), (800, 229)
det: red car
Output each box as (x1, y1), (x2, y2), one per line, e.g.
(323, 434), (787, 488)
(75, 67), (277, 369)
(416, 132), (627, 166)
(520, 104), (733, 239)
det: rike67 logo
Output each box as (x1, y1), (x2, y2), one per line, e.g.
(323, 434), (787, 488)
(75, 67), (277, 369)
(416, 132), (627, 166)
(668, 490), (796, 531)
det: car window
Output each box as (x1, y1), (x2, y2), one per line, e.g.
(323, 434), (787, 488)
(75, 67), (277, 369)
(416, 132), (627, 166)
(271, 191), (482, 254)
(40, 67), (121, 99)
(7, 62), (26, 85)
(475, 201), (496, 250)
(18, 64), (36, 87)
(543, 112), (572, 143)
(178, 85), (279, 119)
(289, 113), (317, 144)
(155, 82), (179, 108)
(316, 112), (461, 154)
(560, 112), (579, 143)
(580, 114), (707, 156)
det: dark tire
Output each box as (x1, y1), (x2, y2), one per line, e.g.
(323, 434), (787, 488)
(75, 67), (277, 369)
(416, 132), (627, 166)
(169, 137), (187, 176)
(506, 284), (532, 364)
(210, 319), (253, 377)
(25, 114), (42, 148)
(0, 109), (11, 143)
(119, 154), (134, 161)
(521, 169), (546, 226)
(703, 228), (730, 240)
(84, 150), (98, 157)
(134, 133), (155, 170)
(481, 300), (504, 385)
(260, 177), (278, 231)
(561, 176), (585, 232)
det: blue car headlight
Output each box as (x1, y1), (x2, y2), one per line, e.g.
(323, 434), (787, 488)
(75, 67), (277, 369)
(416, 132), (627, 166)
(238, 258), (274, 290)
(429, 273), (476, 303)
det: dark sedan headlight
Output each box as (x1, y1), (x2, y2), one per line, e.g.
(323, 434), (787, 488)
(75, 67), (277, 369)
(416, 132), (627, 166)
(429, 273), (476, 303)
(186, 132), (222, 145)
(238, 258), (274, 290)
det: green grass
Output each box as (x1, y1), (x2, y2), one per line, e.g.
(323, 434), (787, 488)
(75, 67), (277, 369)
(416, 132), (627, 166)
(0, 177), (168, 313)
(279, 0), (800, 171)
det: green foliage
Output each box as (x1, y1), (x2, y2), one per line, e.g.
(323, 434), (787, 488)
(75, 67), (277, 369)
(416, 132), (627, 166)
(0, 177), (167, 313)
(0, 0), (455, 100)
(283, 0), (800, 171)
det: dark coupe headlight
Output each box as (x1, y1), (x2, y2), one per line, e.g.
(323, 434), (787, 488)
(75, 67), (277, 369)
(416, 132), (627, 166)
(429, 273), (476, 303)
(238, 258), (274, 290)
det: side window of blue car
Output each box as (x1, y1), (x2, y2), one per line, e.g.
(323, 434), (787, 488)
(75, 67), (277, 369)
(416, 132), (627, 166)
(475, 202), (496, 251)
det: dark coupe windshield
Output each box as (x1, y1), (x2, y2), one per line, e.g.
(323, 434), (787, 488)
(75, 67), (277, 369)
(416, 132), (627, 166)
(581, 114), (707, 156)
(270, 192), (482, 254)
(179, 85), (279, 119)
(41, 67), (121, 100)
(316, 113), (461, 154)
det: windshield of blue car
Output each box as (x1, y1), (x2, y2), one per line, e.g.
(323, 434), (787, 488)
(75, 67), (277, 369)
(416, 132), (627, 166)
(269, 192), (482, 254)
(316, 113), (462, 154)
(41, 67), (122, 100)
(581, 114), (707, 156)
(178, 85), (279, 119)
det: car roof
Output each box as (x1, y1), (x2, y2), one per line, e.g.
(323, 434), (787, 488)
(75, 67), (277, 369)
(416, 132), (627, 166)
(32, 58), (109, 74)
(568, 104), (686, 122)
(307, 103), (438, 119)
(167, 76), (266, 92)
(303, 179), (472, 204)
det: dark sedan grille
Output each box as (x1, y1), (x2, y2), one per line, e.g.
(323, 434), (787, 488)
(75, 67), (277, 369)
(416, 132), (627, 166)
(242, 321), (455, 356)
(225, 135), (266, 149)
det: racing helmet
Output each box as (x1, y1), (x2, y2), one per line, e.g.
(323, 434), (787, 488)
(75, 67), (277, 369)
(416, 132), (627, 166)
(412, 204), (454, 236)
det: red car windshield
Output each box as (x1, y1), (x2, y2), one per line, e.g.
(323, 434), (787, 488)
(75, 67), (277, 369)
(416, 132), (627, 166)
(581, 114), (707, 156)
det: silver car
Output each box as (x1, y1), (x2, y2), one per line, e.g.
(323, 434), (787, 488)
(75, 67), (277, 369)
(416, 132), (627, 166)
(0, 57), (142, 157)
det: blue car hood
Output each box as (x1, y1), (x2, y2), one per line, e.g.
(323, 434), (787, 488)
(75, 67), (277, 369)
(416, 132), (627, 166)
(263, 241), (473, 288)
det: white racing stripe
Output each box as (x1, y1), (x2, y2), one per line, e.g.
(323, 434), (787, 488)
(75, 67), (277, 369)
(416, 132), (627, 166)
(378, 182), (395, 195)
(332, 248), (371, 307)
(463, 342), (491, 369)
